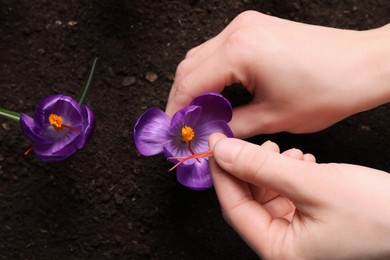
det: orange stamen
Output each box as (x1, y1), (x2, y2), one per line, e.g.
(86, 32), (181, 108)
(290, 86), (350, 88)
(48, 113), (80, 134)
(168, 150), (213, 172)
(181, 125), (195, 142)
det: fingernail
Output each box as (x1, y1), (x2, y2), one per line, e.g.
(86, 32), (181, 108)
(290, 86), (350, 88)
(261, 140), (273, 146)
(208, 132), (226, 149)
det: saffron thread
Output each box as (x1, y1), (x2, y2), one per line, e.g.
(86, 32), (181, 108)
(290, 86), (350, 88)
(187, 141), (200, 163)
(168, 150), (213, 172)
(62, 125), (81, 134)
(24, 147), (33, 155)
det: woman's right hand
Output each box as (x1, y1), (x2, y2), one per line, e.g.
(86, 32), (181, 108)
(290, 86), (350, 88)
(208, 133), (390, 259)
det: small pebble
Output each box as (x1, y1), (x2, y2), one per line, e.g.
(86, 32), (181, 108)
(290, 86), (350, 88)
(122, 76), (136, 86)
(67, 20), (78, 27)
(1, 123), (10, 131)
(145, 72), (158, 83)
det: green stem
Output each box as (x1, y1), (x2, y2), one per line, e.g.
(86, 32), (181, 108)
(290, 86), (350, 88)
(77, 57), (99, 105)
(0, 109), (20, 122)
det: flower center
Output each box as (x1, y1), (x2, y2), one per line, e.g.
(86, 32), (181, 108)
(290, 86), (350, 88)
(181, 125), (195, 142)
(49, 113), (63, 129)
(180, 125), (200, 164)
(48, 113), (80, 134)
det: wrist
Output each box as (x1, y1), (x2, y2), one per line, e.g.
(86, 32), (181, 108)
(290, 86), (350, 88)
(347, 25), (390, 114)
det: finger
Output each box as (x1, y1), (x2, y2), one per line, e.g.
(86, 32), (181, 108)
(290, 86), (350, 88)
(260, 140), (280, 153)
(181, 16), (243, 75)
(166, 45), (239, 116)
(262, 196), (295, 219)
(282, 148), (316, 164)
(251, 145), (310, 205)
(166, 34), (230, 116)
(303, 153), (316, 162)
(282, 148), (304, 160)
(166, 18), (254, 117)
(184, 35), (220, 60)
(185, 44), (203, 58)
(282, 148), (316, 163)
(249, 141), (280, 203)
(212, 136), (320, 202)
(209, 133), (285, 251)
(229, 103), (283, 138)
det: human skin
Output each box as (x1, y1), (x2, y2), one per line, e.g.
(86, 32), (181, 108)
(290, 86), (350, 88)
(209, 133), (390, 259)
(166, 10), (390, 258)
(166, 11), (390, 138)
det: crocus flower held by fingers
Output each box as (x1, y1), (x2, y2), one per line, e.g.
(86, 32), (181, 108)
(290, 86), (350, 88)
(20, 94), (95, 162)
(134, 92), (234, 190)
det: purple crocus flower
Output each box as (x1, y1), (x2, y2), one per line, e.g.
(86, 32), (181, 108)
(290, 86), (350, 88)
(133, 92), (234, 190)
(20, 94), (95, 162)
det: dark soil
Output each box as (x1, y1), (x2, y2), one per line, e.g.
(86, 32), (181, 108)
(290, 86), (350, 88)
(1, 1), (389, 259)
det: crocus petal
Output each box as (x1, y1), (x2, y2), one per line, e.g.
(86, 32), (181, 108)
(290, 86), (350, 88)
(39, 130), (79, 154)
(33, 142), (77, 163)
(176, 159), (213, 190)
(73, 105), (95, 149)
(163, 140), (197, 166)
(133, 107), (171, 156)
(19, 113), (46, 143)
(190, 92), (232, 123)
(51, 97), (83, 127)
(169, 105), (202, 135)
(186, 120), (233, 154)
(33, 94), (64, 129)
(20, 94), (95, 163)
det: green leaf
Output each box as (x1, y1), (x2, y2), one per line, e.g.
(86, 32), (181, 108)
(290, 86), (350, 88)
(0, 109), (20, 122)
(77, 57), (99, 105)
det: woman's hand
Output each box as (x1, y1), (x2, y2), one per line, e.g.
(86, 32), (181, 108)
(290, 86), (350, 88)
(167, 11), (390, 138)
(209, 133), (390, 259)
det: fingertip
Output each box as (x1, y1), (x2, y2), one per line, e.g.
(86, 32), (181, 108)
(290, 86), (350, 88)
(303, 153), (316, 162)
(282, 148), (304, 160)
(261, 140), (280, 153)
(165, 89), (177, 117)
(208, 132), (227, 149)
(165, 104), (177, 117)
(165, 86), (191, 117)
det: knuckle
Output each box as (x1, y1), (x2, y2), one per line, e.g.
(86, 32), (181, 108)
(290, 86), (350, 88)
(175, 58), (191, 80)
(232, 10), (262, 27)
(225, 29), (250, 50)
(223, 28), (260, 64)
(185, 46), (198, 58)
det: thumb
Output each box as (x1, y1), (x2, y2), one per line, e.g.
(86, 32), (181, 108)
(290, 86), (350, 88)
(211, 134), (319, 201)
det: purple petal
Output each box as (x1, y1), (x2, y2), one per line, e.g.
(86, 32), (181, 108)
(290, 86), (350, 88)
(33, 142), (77, 163)
(190, 92), (232, 123)
(169, 105), (202, 135)
(33, 94), (64, 130)
(133, 107), (170, 156)
(51, 96), (83, 127)
(42, 130), (79, 154)
(163, 140), (197, 166)
(185, 120), (233, 154)
(73, 105), (95, 149)
(19, 113), (46, 143)
(176, 159), (213, 190)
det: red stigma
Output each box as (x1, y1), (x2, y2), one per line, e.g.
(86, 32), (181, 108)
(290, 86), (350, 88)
(168, 150), (213, 172)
